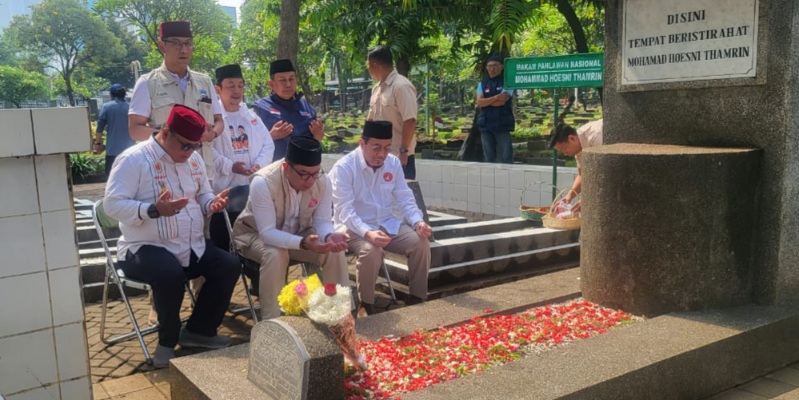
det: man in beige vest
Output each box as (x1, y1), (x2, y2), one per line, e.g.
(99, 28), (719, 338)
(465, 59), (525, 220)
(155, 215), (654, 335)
(232, 136), (350, 320)
(128, 20), (224, 324)
(128, 20), (223, 180)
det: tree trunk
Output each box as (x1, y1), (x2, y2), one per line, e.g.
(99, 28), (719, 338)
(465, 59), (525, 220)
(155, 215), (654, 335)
(335, 56), (347, 112)
(555, 0), (589, 53)
(396, 57), (411, 77)
(64, 71), (76, 106)
(276, 0), (301, 67)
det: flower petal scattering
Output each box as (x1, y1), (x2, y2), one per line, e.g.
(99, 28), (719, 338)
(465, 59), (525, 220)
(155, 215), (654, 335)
(344, 299), (638, 399)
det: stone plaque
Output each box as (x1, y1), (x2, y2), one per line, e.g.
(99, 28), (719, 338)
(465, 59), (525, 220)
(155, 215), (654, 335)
(248, 320), (310, 400)
(621, 0), (759, 85)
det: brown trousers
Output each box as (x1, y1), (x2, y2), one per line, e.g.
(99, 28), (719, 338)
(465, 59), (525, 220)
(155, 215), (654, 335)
(347, 224), (430, 304)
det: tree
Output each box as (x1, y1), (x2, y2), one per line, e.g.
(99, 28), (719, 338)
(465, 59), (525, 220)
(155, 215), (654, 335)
(86, 16), (149, 88)
(94, 0), (233, 73)
(276, 0), (301, 66)
(0, 65), (49, 108)
(8, 0), (124, 106)
(230, 0), (281, 98)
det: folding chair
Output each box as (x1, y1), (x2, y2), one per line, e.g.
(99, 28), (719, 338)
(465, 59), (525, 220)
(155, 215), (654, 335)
(94, 200), (195, 365)
(347, 252), (397, 304)
(222, 185), (260, 322)
(223, 185), (312, 323)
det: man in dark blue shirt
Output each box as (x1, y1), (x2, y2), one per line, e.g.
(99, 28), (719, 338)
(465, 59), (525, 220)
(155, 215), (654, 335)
(95, 84), (135, 176)
(253, 59), (324, 161)
(476, 55), (515, 164)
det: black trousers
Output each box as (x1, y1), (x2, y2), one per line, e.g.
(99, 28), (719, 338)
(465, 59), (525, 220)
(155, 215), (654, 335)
(403, 155), (416, 180)
(118, 240), (239, 347)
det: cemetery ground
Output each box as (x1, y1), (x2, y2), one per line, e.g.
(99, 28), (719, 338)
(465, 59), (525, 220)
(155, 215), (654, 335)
(74, 183), (799, 400)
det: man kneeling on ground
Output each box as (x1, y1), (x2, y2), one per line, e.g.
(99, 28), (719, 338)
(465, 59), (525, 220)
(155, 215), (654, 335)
(232, 136), (350, 320)
(104, 104), (240, 368)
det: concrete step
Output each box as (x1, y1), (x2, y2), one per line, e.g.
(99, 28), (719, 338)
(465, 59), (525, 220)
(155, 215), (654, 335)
(427, 210), (468, 227)
(384, 241), (580, 295)
(432, 217), (540, 240)
(387, 227), (579, 268)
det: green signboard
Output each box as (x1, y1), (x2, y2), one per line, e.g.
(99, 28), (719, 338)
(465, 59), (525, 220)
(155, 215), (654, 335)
(504, 52), (604, 89)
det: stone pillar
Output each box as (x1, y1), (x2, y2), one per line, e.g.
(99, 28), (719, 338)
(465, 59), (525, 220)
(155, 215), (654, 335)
(581, 144), (760, 316)
(601, 0), (799, 306)
(0, 108), (93, 398)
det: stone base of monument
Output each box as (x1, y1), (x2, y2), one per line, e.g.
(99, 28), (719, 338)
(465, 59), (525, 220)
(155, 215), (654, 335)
(170, 268), (799, 400)
(581, 144), (761, 317)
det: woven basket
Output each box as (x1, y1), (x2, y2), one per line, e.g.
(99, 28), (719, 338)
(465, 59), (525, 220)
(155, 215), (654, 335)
(519, 205), (549, 222)
(542, 188), (581, 230)
(519, 183), (550, 221)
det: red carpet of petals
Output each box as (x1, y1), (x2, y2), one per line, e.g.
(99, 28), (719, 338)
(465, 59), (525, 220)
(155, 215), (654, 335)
(344, 299), (636, 399)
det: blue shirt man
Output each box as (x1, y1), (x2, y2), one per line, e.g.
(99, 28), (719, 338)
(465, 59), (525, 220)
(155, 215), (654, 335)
(253, 59), (325, 161)
(476, 55), (515, 164)
(95, 83), (135, 176)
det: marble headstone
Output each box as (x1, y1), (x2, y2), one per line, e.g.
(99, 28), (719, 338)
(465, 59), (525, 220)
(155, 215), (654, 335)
(248, 317), (344, 400)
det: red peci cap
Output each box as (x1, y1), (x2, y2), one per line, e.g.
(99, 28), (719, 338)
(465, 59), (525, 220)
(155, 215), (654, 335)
(166, 105), (205, 141)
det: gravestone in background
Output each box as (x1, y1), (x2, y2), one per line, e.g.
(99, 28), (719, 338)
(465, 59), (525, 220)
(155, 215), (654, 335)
(249, 318), (344, 400)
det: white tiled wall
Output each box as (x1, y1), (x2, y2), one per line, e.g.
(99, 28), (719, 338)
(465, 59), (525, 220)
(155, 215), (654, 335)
(0, 108), (91, 400)
(322, 154), (577, 217)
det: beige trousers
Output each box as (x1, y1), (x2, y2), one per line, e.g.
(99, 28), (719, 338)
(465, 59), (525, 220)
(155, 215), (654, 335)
(239, 238), (349, 320)
(348, 224), (430, 304)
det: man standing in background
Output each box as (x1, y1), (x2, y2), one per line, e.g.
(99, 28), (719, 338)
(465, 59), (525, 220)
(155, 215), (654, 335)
(365, 45), (419, 179)
(476, 55), (515, 164)
(253, 59), (324, 161)
(95, 83), (134, 177)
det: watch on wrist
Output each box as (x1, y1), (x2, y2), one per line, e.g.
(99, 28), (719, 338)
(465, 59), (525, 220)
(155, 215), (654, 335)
(399, 147), (409, 154)
(299, 236), (308, 250)
(147, 204), (160, 219)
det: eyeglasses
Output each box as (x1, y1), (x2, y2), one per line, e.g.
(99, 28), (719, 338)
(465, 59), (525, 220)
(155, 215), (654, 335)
(368, 144), (391, 154)
(172, 133), (202, 151)
(290, 164), (324, 181)
(164, 40), (194, 50)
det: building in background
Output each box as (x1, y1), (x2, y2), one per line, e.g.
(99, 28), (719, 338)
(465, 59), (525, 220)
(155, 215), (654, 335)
(221, 5), (238, 27)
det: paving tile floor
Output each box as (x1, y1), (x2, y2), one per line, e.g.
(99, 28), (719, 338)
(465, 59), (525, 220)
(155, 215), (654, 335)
(86, 269), (402, 399)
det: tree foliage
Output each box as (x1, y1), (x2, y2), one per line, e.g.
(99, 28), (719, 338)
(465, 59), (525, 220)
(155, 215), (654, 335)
(86, 16), (150, 88)
(0, 65), (49, 108)
(8, 0), (124, 106)
(94, 0), (233, 73)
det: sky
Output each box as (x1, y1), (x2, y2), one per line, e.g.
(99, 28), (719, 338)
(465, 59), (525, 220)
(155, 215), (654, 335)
(1, 0), (245, 31)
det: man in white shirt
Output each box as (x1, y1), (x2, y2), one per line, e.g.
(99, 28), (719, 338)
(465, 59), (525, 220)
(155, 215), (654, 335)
(105, 105), (239, 368)
(330, 120), (432, 316)
(209, 63), (275, 251)
(231, 136), (350, 320)
(548, 118), (604, 212)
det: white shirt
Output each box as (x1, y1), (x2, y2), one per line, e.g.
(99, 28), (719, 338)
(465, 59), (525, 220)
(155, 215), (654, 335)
(212, 102), (275, 192)
(128, 72), (223, 119)
(249, 175), (335, 250)
(330, 147), (424, 237)
(104, 135), (216, 266)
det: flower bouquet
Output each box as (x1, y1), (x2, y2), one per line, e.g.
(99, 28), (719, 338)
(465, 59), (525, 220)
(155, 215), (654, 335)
(278, 274), (367, 371)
